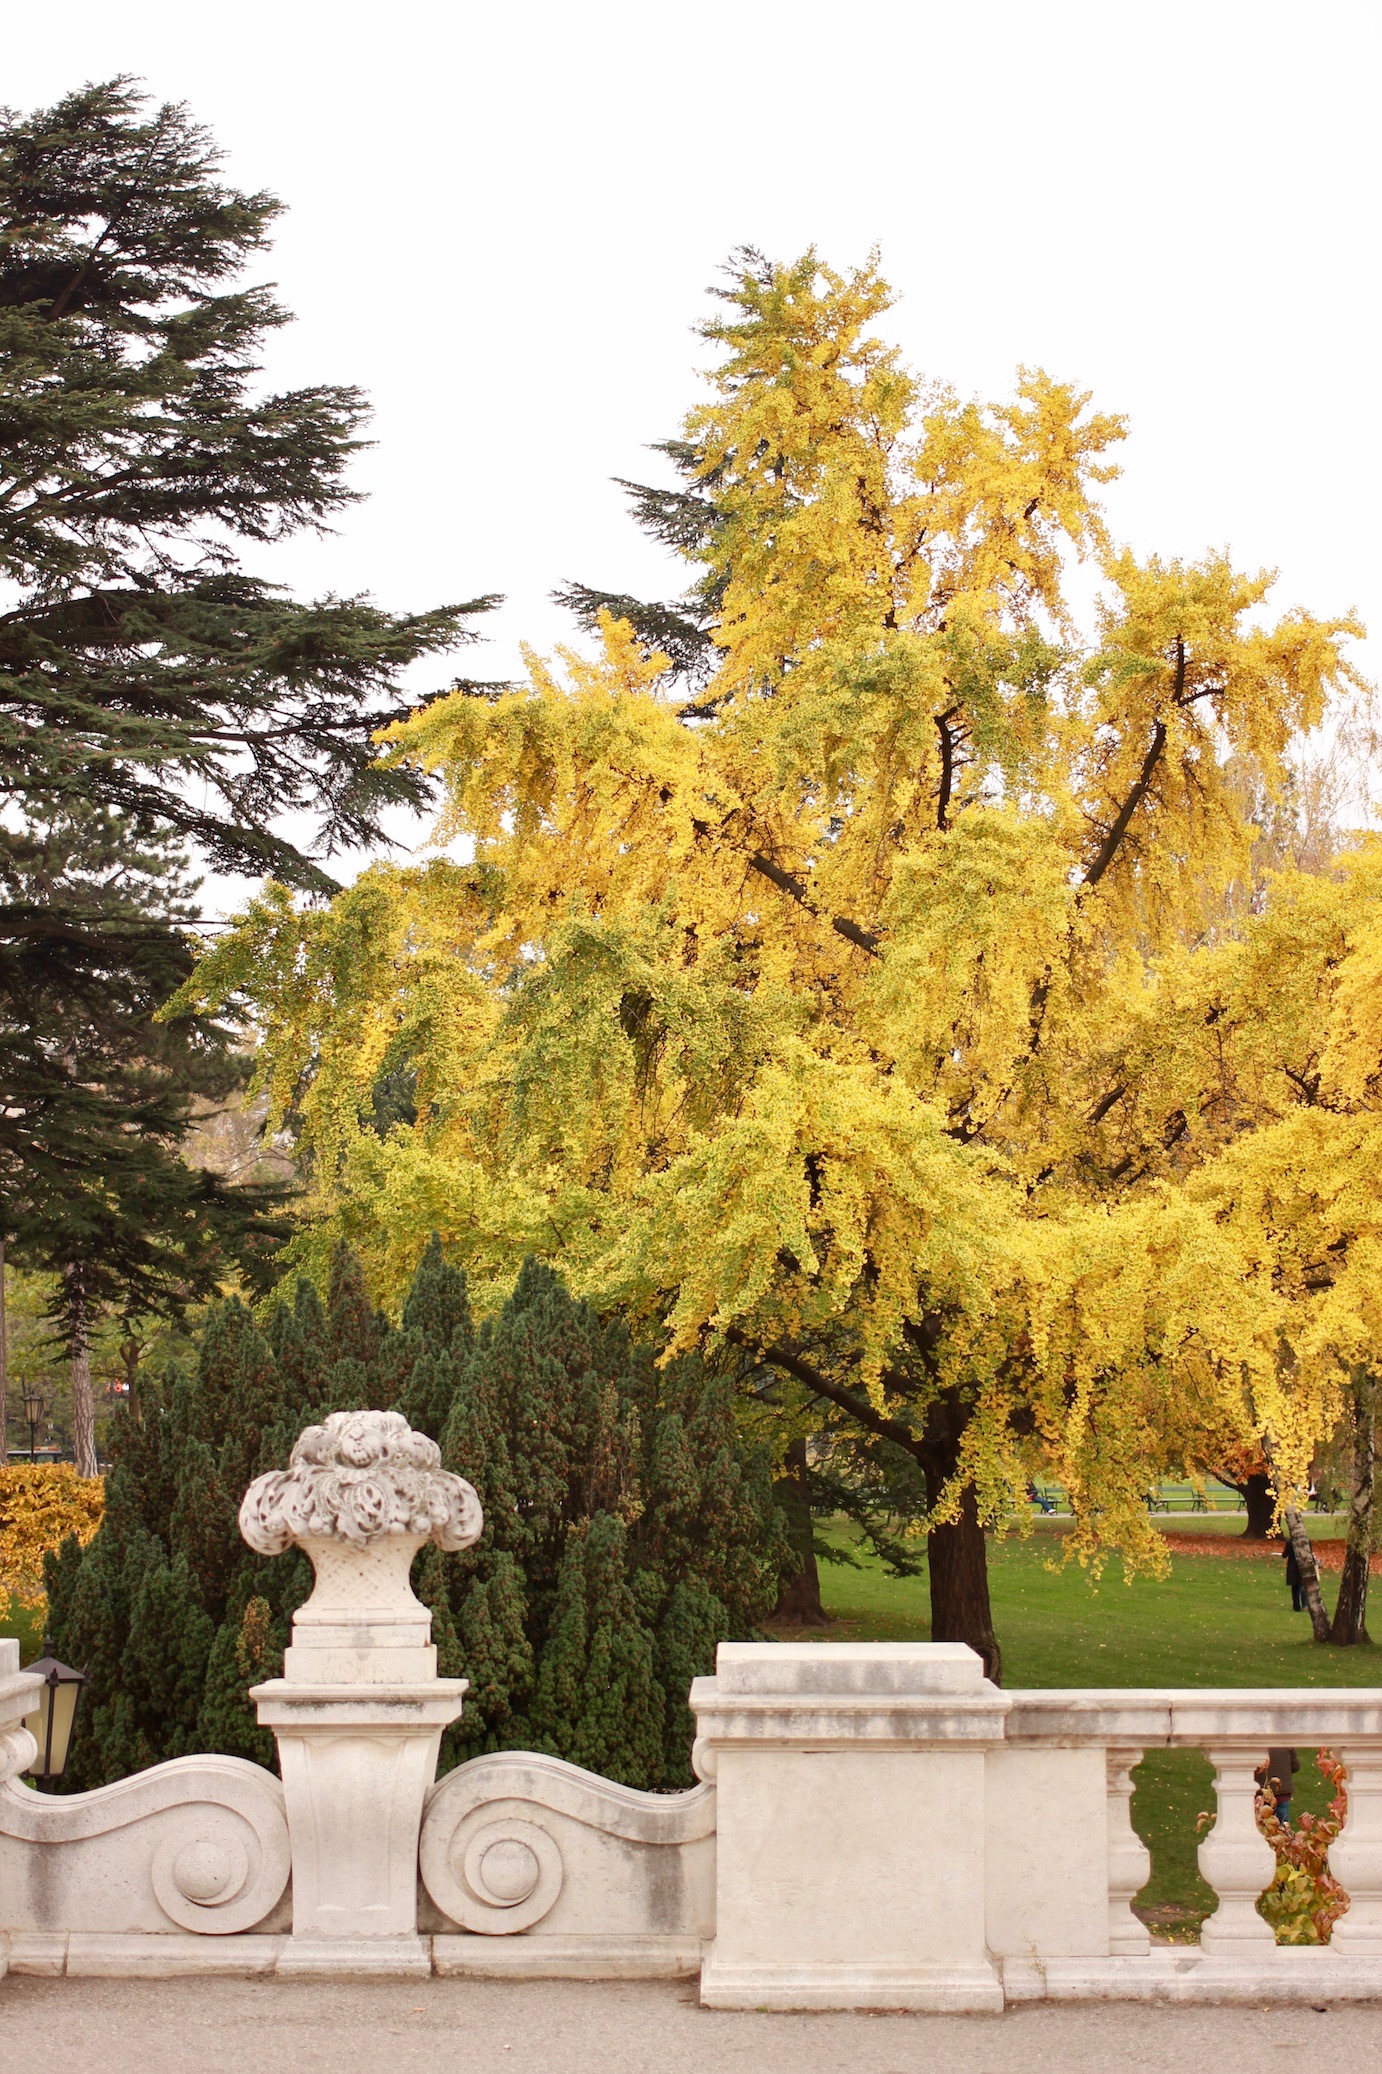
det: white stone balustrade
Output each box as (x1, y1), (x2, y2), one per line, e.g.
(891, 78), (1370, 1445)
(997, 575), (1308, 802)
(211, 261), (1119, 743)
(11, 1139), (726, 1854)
(5, 1419), (1382, 2006)
(0, 1634), (294, 1977)
(419, 1750), (715, 1975)
(997, 1687), (1382, 2003)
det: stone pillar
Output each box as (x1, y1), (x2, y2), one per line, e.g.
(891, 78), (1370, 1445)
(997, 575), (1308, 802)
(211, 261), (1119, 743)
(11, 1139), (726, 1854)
(1105, 1746), (1151, 1956)
(691, 1641), (1010, 2010)
(1329, 1746), (1382, 1953)
(1197, 1745), (1276, 1954)
(242, 1409), (482, 1975)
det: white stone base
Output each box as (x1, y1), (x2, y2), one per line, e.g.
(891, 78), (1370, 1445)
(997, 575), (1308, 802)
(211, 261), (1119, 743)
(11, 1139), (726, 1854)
(1001, 1948), (1382, 2004)
(3, 1933), (285, 1978)
(434, 1934), (704, 1979)
(275, 1935), (432, 1978)
(2, 1930), (699, 1983)
(8, 1928), (1382, 2002)
(1, 1932), (66, 1976)
(699, 1953), (1005, 2011)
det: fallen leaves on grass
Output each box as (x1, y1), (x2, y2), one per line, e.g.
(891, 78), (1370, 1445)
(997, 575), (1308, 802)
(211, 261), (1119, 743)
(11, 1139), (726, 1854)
(1162, 1534), (1380, 1572)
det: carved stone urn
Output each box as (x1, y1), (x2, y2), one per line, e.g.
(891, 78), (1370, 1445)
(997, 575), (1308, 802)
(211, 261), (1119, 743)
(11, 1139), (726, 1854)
(240, 1409), (482, 1973)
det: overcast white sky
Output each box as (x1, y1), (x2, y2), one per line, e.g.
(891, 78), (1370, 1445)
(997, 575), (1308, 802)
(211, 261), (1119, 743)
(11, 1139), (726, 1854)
(7, 0), (1379, 901)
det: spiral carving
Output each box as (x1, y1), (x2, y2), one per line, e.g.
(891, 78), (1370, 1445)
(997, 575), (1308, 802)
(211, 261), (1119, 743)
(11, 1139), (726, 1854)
(424, 1813), (564, 1933)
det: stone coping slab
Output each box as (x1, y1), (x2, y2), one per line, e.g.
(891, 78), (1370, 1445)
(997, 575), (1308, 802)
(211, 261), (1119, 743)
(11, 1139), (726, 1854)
(1004, 1688), (1382, 1744)
(713, 1641), (989, 1694)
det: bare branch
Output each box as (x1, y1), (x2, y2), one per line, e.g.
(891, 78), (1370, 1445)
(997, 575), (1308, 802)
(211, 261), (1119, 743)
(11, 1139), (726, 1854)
(724, 1326), (932, 1463)
(1083, 717), (1168, 889)
(1087, 1085), (1126, 1126)
(747, 852), (881, 957)
(935, 704), (961, 832)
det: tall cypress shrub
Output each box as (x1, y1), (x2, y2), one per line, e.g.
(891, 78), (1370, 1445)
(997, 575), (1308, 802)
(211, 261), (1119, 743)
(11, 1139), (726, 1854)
(427, 1258), (790, 1785)
(46, 1242), (789, 1790)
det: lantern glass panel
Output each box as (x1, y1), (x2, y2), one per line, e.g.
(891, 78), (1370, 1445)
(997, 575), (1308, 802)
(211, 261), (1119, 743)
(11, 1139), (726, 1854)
(21, 1657), (86, 1780)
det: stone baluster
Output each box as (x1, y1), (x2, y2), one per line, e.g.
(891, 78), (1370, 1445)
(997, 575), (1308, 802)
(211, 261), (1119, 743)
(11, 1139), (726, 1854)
(0, 1639), (43, 1787)
(1105, 1746), (1150, 1955)
(1327, 1745), (1382, 1953)
(240, 1408), (483, 1975)
(1196, 1744), (1276, 1953)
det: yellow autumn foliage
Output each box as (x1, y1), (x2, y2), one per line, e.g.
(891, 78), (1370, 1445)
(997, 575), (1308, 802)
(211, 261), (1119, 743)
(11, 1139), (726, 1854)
(0, 1463), (104, 1612)
(175, 251), (1375, 1605)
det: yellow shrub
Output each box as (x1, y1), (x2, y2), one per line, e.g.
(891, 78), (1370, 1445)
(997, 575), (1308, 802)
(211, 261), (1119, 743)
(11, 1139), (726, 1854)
(0, 1464), (105, 1612)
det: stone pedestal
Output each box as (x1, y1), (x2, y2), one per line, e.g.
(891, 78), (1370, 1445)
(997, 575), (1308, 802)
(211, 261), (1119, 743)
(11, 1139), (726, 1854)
(241, 1409), (482, 1974)
(690, 1642), (1010, 2010)
(254, 1684), (466, 1973)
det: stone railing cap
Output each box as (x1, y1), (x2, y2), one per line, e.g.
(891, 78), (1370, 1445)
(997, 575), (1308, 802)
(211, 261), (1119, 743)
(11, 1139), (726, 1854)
(1004, 1686), (1382, 1745)
(713, 1641), (990, 1696)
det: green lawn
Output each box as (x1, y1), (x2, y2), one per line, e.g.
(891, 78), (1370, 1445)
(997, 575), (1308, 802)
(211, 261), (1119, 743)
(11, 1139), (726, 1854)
(814, 1518), (1370, 1685)
(0, 1599), (44, 1662)
(804, 1522), (1377, 1933)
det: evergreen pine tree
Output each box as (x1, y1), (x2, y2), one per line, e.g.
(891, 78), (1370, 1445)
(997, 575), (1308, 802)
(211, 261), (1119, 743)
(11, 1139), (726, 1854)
(438, 1259), (790, 1786)
(0, 80), (497, 1361)
(0, 78), (496, 917)
(120, 1549), (216, 1766)
(48, 1243), (790, 1790)
(1, 806), (289, 1471)
(455, 1552), (536, 1753)
(563, 1514), (664, 1787)
(403, 1234), (476, 1357)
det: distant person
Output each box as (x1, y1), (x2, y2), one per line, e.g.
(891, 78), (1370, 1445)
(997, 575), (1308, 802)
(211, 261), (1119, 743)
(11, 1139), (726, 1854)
(1257, 1748), (1300, 1826)
(1283, 1538), (1306, 1612)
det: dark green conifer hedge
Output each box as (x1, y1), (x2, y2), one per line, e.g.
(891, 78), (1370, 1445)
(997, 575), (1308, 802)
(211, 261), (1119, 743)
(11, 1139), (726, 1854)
(45, 1242), (790, 1790)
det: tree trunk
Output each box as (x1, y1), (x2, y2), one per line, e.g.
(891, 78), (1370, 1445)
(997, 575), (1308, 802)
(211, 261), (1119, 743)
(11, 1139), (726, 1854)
(66, 1268), (98, 1478)
(0, 1238), (8, 1468)
(1330, 1371), (1375, 1647)
(1261, 1431), (1332, 1642)
(927, 1477), (1001, 1684)
(120, 1331), (140, 1411)
(772, 1434), (827, 1622)
(1236, 1471), (1276, 1539)
(1284, 1502), (1332, 1642)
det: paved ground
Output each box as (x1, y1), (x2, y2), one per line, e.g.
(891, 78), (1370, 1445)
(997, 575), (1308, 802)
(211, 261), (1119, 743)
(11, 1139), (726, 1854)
(1, 1976), (1378, 2073)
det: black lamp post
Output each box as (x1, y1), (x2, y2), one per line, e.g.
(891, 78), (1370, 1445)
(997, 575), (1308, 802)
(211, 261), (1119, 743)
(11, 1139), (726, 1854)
(19, 1380), (50, 1462)
(22, 1658), (87, 1785)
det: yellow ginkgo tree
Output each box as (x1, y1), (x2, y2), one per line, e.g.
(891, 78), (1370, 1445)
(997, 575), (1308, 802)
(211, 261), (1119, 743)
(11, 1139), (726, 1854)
(1162, 845), (1382, 1643)
(178, 251), (1371, 1678)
